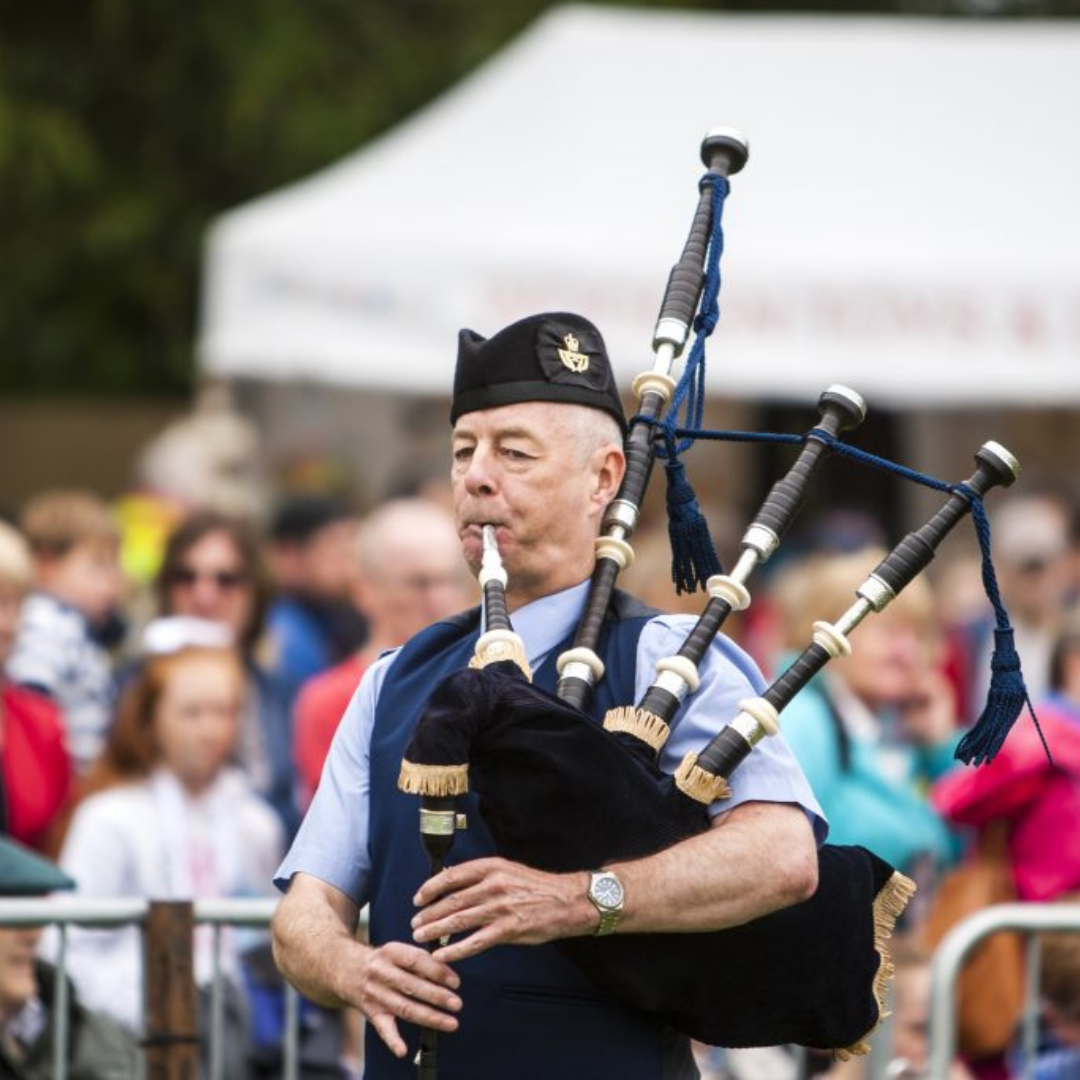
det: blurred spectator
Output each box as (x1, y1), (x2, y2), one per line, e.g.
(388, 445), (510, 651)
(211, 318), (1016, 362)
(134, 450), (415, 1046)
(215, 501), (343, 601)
(50, 625), (283, 1075)
(0, 522), (72, 851)
(817, 940), (975, 1080)
(1045, 604), (1080, 725)
(772, 548), (959, 894)
(154, 510), (297, 834)
(932, 608), (1080, 903)
(293, 499), (473, 806)
(958, 493), (1072, 716)
(136, 381), (269, 523)
(1028, 919), (1080, 1078)
(0, 836), (136, 1079)
(265, 495), (365, 697)
(5, 491), (125, 773)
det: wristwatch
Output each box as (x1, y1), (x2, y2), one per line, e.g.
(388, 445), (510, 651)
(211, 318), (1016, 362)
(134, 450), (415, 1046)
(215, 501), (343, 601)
(587, 870), (625, 936)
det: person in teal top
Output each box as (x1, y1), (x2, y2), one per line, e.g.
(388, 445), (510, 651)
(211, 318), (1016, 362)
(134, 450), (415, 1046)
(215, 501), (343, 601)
(770, 546), (960, 884)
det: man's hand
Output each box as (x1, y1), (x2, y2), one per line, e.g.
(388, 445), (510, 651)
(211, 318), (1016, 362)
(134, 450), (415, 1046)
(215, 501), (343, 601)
(412, 857), (593, 963)
(272, 873), (463, 1060)
(352, 941), (462, 1058)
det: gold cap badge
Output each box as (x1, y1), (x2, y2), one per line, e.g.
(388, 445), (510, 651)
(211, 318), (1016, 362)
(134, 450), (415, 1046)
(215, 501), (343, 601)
(558, 333), (589, 374)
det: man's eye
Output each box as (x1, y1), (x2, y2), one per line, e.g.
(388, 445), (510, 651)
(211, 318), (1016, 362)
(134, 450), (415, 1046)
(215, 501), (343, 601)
(502, 448), (530, 460)
(452, 447), (473, 462)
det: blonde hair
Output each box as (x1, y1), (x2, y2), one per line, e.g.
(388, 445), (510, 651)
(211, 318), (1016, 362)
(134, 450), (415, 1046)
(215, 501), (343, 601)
(773, 546), (937, 651)
(0, 520), (33, 593)
(21, 490), (119, 558)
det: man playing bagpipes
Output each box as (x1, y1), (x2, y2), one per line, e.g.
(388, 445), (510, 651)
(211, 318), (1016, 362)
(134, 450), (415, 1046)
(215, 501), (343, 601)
(271, 311), (827, 1080)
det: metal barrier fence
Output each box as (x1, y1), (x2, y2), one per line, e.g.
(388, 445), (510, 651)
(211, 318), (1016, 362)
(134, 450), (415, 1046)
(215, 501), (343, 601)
(928, 901), (1080, 1080)
(12, 894), (1080, 1079)
(0, 896), (298, 1080)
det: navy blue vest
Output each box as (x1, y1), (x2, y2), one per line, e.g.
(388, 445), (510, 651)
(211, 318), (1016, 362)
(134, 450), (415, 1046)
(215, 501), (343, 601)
(367, 595), (678, 1079)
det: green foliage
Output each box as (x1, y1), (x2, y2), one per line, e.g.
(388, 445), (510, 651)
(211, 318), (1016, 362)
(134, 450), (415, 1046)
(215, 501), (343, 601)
(0, 0), (548, 395)
(1, 0), (1076, 395)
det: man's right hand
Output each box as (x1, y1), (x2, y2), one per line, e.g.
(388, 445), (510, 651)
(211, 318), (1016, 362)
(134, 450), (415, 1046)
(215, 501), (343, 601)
(271, 873), (464, 1061)
(353, 940), (463, 1058)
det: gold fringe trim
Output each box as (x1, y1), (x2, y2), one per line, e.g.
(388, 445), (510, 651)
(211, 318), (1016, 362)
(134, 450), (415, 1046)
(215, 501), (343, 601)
(673, 752), (731, 805)
(469, 640), (533, 681)
(835, 869), (918, 1060)
(602, 706), (671, 752)
(397, 760), (469, 797)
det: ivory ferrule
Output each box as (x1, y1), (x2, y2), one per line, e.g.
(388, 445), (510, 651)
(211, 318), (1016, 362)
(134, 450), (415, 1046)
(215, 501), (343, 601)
(655, 654), (702, 695)
(706, 574), (751, 611)
(474, 627), (525, 655)
(740, 523), (780, 562)
(811, 620), (852, 659)
(556, 648), (605, 682)
(731, 697), (780, 742)
(595, 535), (634, 570)
(631, 370), (676, 405)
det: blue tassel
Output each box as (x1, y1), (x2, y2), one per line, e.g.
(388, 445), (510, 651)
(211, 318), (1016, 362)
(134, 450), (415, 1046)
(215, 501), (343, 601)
(665, 456), (722, 594)
(953, 494), (1051, 767)
(954, 627), (1037, 766)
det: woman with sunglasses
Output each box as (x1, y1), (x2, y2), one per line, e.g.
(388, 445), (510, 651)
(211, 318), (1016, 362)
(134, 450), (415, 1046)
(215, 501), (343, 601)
(153, 510), (298, 837)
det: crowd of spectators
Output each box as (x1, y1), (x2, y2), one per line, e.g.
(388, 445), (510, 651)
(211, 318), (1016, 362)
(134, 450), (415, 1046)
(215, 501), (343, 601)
(2, 475), (1080, 1079)
(0, 485), (473, 1078)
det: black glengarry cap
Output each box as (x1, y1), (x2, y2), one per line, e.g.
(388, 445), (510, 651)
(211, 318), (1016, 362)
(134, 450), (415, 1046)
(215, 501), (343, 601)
(451, 313), (626, 432)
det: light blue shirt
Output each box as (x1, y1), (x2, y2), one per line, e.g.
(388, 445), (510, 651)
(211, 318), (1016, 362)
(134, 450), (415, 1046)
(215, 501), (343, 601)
(276, 580), (826, 906)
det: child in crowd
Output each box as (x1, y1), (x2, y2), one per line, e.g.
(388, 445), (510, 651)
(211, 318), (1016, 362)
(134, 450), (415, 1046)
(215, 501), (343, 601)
(0, 521), (72, 851)
(49, 619), (283, 1077)
(5, 490), (125, 773)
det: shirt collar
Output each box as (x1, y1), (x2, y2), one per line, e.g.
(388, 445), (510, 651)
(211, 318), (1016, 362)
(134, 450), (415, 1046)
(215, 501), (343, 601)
(508, 579), (591, 668)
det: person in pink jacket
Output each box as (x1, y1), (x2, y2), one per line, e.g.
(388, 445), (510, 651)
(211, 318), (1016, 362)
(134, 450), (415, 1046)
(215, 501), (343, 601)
(932, 608), (1080, 901)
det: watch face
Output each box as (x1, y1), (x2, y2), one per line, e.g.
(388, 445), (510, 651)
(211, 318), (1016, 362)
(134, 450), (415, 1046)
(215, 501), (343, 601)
(593, 874), (624, 908)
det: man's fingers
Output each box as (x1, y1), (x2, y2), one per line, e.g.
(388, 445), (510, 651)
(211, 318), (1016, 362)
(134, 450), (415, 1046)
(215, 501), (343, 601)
(412, 883), (491, 940)
(369, 1013), (408, 1059)
(431, 925), (497, 964)
(377, 941), (460, 989)
(384, 990), (461, 1033)
(414, 858), (505, 905)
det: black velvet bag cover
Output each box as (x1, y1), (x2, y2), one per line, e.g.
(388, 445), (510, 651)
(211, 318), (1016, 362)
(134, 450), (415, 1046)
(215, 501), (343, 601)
(402, 661), (913, 1053)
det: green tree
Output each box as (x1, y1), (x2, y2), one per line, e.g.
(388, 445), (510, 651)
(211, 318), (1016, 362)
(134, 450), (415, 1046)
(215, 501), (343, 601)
(1, 0), (1075, 395)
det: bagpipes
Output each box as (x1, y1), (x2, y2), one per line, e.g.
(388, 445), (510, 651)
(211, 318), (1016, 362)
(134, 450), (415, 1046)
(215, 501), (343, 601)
(397, 129), (1043, 1069)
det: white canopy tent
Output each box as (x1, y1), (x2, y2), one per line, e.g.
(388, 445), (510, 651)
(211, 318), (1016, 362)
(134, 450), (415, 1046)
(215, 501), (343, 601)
(198, 5), (1080, 408)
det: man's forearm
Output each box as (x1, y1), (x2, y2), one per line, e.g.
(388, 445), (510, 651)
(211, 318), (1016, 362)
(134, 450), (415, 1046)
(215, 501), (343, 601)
(271, 878), (366, 1008)
(609, 801), (818, 934)
(415, 800), (819, 962)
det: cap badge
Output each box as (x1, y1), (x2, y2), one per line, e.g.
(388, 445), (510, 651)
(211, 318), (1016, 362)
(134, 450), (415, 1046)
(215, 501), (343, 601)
(558, 333), (589, 374)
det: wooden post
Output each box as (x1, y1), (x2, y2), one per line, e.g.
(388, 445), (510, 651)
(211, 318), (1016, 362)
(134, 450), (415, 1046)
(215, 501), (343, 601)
(143, 900), (199, 1080)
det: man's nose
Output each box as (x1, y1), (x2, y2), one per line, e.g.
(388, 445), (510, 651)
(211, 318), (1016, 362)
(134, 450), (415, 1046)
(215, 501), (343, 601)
(462, 446), (497, 496)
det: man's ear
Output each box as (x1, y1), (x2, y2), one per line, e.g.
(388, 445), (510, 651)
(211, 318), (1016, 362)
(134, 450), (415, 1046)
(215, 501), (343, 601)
(591, 443), (626, 508)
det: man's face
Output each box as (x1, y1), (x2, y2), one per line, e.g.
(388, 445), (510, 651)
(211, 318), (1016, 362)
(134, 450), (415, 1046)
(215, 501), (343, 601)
(451, 401), (621, 606)
(0, 926), (41, 1019)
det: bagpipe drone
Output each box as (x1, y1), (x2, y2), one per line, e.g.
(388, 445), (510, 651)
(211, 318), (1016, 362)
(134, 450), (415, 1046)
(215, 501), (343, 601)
(397, 129), (1046, 1074)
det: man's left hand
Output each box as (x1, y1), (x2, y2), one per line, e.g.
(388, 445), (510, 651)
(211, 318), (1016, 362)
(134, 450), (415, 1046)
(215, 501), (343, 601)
(411, 857), (592, 963)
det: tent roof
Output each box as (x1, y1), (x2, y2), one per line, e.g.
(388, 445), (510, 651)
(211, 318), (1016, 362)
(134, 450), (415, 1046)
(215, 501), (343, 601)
(198, 5), (1080, 406)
